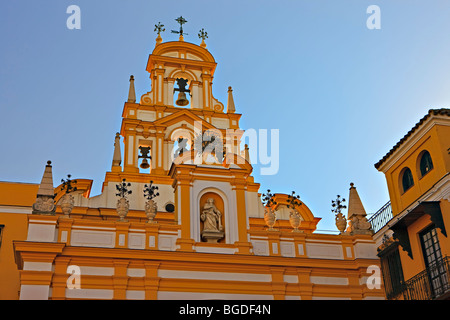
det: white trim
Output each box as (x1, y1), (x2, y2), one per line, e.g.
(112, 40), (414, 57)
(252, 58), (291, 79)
(23, 262), (53, 272)
(79, 266), (114, 276)
(158, 270), (272, 282)
(65, 289), (114, 299)
(157, 291), (273, 300)
(72, 226), (116, 231)
(0, 205), (32, 214)
(194, 245), (237, 254)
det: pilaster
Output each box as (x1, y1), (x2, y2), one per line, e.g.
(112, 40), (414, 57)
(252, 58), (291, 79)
(144, 262), (161, 300)
(270, 267), (286, 300)
(113, 260), (130, 300)
(145, 223), (160, 249)
(115, 221), (130, 248)
(297, 268), (313, 300)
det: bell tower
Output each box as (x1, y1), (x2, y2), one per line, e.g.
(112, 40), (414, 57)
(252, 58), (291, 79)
(97, 17), (260, 255)
(118, 20), (241, 176)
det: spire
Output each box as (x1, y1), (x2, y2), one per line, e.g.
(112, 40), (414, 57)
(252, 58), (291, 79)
(346, 182), (374, 236)
(244, 144), (250, 163)
(226, 86), (236, 113)
(347, 182), (366, 219)
(37, 161), (55, 197)
(112, 132), (122, 170)
(32, 161), (56, 215)
(128, 75), (136, 103)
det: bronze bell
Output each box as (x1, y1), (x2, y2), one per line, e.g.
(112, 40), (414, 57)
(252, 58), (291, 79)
(175, 92), (189, 106)
(140, 158), (150, 169)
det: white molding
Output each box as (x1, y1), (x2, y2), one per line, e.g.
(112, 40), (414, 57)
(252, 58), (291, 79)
(194, 245), (237, 254)
(158, 269), (272, 282)
(157, 291), (273, 300)
(65, 289), (114, 299)
(310, 276), (349, 285)
(0, 205), (31, 214)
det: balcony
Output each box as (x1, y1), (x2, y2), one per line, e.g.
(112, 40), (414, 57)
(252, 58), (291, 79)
(368, 201), (393, 233)
(402, 256), (450, 300)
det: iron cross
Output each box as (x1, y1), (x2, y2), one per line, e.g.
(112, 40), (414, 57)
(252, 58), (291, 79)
(171, 16), (188, 36)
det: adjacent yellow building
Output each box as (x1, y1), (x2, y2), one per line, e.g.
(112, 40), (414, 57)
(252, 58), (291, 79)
(1, 24), (384, 300)
(372, 109), (450, 300)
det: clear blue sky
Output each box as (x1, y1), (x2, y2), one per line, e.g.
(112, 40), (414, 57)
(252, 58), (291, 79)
(1, 1), (450, 231)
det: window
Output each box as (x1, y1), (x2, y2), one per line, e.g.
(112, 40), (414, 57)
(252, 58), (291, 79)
(380, 243), (405, 299)
(419, 151), (433, 177)
(401, 168), (414, 192)
(419, 225), (448, 298)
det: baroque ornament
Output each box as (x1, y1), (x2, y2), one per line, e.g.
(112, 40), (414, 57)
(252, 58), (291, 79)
(60, 174), (77, 218)
(262, 190), (277, 231)
(143, 181), (160, 223)
(332, 195), (347, 234)
(116, 179), (132, 222)
(287, 191), (303, 232)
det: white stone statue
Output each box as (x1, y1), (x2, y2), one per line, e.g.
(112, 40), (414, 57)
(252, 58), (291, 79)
(200, 198), (224, 243)
(201, 198), (223, 232)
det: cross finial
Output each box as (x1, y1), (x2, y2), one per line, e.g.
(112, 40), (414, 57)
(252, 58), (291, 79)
(175, 16), (187, 28)
(171, 16), (188, 40)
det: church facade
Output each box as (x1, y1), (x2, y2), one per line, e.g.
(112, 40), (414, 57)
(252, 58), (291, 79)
(2, 22), (384, 300)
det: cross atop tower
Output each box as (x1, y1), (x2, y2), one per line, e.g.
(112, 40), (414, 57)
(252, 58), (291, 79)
(171, 16), (188, 40)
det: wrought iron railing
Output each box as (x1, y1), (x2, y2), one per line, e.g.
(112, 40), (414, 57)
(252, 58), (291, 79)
(403, 256), (450, 300)
(368, 201), (393, 233)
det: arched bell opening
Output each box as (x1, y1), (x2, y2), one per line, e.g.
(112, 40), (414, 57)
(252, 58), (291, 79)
(173, 77), (191, 107)
(138, 145), (152, 174)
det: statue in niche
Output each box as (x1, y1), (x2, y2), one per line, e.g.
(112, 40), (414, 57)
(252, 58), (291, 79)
(200, 198), (224, 243)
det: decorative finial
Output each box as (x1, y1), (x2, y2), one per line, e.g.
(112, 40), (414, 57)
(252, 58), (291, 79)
(171, 16), (188, 41)
(32, 161), (56, 215)
(144, 181), (159, 223)
(143, 181), (160, 200)
(128, 75), (136, 103)
(154, 22), (165, 35)
(59, 174), (77, 218)
(332, 195), (347, 214)
(115, 179), (132, 222)
(61, 174), (77, 194)
(112, 132), (122, 169)
(154, 22), (165, 44)
(350, 182), (354, 188)
(198, 28), (208, 48)
(287, 191), (302, 210)
(261, 190), (277, 207)
(226, 86), (236, 113)
(116, 179), (132, 198)
(332, 195), (348, 234)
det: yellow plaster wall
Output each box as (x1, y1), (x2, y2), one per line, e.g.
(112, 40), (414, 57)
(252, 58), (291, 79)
(384, 125), (448, 216)
(0, 182), (38, 299)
